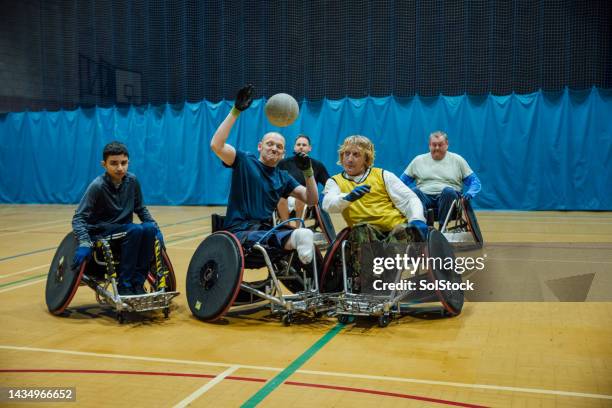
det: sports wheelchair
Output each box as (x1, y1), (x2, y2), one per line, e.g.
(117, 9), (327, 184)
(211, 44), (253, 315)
(185, 215), (329, 326)
(429, 197), (483, 250)
(319, 224), (464, 327)
(45, 231), (179, 324)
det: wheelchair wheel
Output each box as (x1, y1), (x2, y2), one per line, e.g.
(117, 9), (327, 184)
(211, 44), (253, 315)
(186, 232), (244, 321)
(45, 233), (86, 315)
(462, 198), (483, 247)
(161, 250), (177, 291)
(313, 206), (336, 244)
(320, 227), (351, 293)
(427, 229), (464, 315)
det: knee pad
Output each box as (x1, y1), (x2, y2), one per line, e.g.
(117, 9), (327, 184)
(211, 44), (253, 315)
(289, 228), (314, 264)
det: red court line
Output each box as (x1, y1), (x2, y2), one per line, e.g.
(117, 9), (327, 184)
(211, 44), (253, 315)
(286, 381), (489, 408)
(227, 375), (266, 383)
(1, 369), (488, 407)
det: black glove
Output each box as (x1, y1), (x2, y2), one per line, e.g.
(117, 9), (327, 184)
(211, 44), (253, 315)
(294, 152), (313, 177)
(234, 84), (254, 112)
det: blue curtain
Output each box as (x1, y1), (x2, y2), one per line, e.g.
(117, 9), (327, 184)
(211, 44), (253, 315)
(1, 88), (611, 210)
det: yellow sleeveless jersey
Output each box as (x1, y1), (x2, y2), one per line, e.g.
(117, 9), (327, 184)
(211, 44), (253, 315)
(331, 168), (406, 231)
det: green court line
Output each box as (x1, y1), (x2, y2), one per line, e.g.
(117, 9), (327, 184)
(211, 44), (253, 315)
(0, 247), (57, 262)
(0, 273), (46, 288)
(241, 323), (345, 407)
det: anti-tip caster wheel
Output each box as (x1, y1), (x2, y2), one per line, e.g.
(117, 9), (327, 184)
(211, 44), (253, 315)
(337, 314), (354, 324)
(378, 314), (391, 328)
(282, 313), (293, 326)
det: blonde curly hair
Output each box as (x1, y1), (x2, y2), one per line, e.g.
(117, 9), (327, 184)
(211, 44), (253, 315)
(337, 135), (375, 168)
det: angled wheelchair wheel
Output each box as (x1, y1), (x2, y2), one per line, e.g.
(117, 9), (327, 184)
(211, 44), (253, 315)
(146, 247), (177, 292)
(313, 206), (337, 244)
(462, 198), (483, 247)
(320, 227), (351, 293)
(186, 232), (244, 321)
(427, 229), (464, 315)
(45, 233), (86, 315)
(161, 250), (177, 291)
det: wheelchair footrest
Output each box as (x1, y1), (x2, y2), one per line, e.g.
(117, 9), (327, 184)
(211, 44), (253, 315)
(270, 293), (334, 314)
(120, 291), (180, 312)
(443, 231), (474, 242)
(332, 294), (392, 316)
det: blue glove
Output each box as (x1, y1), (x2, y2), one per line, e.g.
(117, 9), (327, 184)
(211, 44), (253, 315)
(462, 174), (481, 201)
(409, 220), (429, 240)
(72, 246), (92, 269)
(155, 229), (165, 247)
(400, 173), (416, 189)
(344, 185), (371, 202)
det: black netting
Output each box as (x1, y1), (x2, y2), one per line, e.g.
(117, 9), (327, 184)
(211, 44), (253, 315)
(1, 0), (610, 112)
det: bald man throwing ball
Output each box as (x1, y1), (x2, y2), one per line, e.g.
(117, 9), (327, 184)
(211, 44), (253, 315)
(210, 84), (319, 264)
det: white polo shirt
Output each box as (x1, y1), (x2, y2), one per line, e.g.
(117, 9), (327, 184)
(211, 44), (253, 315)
(404, 152), (473, 195)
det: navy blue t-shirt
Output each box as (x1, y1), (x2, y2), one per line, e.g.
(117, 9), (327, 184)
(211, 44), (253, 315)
(223, 150), (300, 232)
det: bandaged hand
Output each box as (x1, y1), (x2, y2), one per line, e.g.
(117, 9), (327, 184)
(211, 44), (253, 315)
(294, 152), (313, 178)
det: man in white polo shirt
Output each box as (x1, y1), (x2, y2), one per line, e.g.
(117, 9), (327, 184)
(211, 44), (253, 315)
(400, 130), (481, 227)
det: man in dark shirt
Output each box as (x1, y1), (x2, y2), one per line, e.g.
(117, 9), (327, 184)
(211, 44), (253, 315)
(210, 85), (319, 264)
(277, 134), (330, 223)
(72, 141), (163, 295)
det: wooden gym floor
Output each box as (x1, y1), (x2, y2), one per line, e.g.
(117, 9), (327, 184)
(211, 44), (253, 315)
(1, 204), (611, 407)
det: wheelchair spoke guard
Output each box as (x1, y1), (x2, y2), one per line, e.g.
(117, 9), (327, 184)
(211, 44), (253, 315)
(45, 232), (86, 315)
(427, 229), (464, 315)
(320, 227), (351, 293)
(186, 232), (244, 321)
(314, 205), (337, 244)
(463, 198), (483, 247)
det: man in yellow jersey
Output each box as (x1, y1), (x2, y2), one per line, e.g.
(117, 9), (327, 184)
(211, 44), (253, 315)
(322, 135), (427, 239)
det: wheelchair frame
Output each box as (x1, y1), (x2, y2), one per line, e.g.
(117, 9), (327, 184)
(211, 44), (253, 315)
(322, 228), (464, 327)
(235, 237), (329, 326)
(46, 231), (180, 324)
(186, 218), (332, 326)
